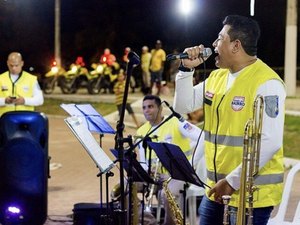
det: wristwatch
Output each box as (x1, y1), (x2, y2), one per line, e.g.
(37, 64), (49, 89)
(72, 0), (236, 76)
(178, 63), (194, 72)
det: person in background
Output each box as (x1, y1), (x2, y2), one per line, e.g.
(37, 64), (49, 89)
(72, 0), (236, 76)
(173, 15), (286, 225)
(121, 46), (136, 93)
(122, 47), (131, 64)
(100, 48), (116, 67)
(136, 94), (205, 225)
(149, 40), (166, 95)
(141, 45), (152, 95)
(113, 69), (140, 128)
(168, 49), (181, 85)
(0, 52), (44, 116)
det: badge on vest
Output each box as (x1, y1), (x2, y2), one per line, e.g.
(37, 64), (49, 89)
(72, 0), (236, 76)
(231, 96), (245, 111)
(1, 85), (8, 91)
(205, 91), (214, 106)
(22, 85), (30, 92)
(265, 95), (279, 118)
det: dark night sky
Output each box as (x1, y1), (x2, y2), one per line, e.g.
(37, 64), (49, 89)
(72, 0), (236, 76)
(0, 0), (292, 76)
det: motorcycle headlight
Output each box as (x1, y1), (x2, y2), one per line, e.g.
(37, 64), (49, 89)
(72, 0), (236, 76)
(51, 66), (59, 73)
(96, 65), (104, 73)
(71, 66), (78, 73)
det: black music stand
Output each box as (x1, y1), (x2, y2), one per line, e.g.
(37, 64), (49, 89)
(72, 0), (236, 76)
(148, 142), (206, 224)
(61, 103), (116, 224)
(111, 149), (155, 184)
(111, 149), (156, 225)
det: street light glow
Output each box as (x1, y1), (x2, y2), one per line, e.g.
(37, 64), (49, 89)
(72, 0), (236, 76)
(178, 0), (193, 16)
(250, 0), (255, 16)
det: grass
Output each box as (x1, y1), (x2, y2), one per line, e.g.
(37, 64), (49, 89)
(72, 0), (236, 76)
(283, 115), (300, 159)
(35, 98), (116, 117)
(36, 98), (300, 159)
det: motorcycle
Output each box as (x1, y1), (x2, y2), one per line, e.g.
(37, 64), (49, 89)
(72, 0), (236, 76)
(42, 61), (65, 94)
(59, 64), (90, 94)
(87, 62), (119, 94)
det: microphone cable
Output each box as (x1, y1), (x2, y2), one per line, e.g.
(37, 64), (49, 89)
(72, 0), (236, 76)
(190, 54), (208, 177)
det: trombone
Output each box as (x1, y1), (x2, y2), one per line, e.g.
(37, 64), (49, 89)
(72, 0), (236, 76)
(223, 95), (264, 225)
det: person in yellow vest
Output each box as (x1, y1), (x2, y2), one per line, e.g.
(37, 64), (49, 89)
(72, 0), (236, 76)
(136, 94), (205, 225)
(173, 15), (286, 225)
(0, 52), (44, 116)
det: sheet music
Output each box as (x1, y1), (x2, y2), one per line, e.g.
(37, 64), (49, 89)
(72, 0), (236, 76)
(65, 116), (114, 173)
(61, 103), (115, 134)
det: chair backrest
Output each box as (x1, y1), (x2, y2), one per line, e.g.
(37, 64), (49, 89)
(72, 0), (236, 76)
(268, 162), (300, 225)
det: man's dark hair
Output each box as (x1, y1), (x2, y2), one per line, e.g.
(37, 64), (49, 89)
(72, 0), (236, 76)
(143, 94), (161, 107)
(223, 15), (260, 56)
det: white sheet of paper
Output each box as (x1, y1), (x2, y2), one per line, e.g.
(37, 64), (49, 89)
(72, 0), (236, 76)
(64, 116), (114, 173)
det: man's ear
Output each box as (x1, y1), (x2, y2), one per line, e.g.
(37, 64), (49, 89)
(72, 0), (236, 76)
(232, 39), (242, 53)
(158, 104), (163, 113)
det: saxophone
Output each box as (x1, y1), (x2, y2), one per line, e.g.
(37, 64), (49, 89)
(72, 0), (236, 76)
(163, 177), (189, 225)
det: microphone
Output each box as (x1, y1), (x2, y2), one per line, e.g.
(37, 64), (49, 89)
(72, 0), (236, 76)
(166, 47), (212, 61)
(163, 101), (185, 122)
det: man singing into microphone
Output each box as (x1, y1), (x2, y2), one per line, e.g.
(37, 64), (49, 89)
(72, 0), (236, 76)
(173, 15), (286, 225)
(136, 94), (205, 225)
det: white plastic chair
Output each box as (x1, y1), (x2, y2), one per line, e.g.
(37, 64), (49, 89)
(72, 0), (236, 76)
(186, 156), (206, 225)
(267, 162), (300, 225)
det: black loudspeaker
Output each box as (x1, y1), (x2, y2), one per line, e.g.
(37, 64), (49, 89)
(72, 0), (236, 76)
(0, 111), (49, 225)
(73, 203), (118, 225)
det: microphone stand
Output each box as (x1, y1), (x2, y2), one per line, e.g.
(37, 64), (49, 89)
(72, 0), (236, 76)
(114, 51), (140, 225)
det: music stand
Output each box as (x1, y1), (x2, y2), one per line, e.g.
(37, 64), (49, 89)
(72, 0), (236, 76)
(111, 149), (156, 225)
(61, 103), (115, 134)
(148, 142), (207, 224)
(111, 149), (155, 184)
(61, 104), (116, 224)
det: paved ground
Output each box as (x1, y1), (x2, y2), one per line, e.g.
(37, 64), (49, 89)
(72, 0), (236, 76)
(39, 85), (300, 224)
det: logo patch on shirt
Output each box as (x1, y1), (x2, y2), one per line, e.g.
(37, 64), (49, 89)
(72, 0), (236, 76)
(183, 122), (194, 131)
(231, 96), (245, 111)
(265, 95), (279, 118)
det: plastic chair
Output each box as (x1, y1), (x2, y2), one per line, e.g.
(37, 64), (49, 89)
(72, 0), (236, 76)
(267, 162), (300, 225)
(186, 156), (206, 225)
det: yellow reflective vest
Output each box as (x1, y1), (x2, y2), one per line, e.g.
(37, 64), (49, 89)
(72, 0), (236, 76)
(136, 117), (192, 174)
(0, 71), (36, 115)
(204, 59), (284, 207)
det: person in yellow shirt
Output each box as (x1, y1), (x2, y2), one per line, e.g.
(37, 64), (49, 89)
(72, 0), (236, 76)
(113, 69), (140, 128)
(141, 46), (152, 95)
(0, 52), (44, 116)
(149, 40), (166, 95)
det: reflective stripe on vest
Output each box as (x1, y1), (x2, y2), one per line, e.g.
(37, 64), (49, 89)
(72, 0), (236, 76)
(206, 170), (284, 185)
(204, 131), (244, 147)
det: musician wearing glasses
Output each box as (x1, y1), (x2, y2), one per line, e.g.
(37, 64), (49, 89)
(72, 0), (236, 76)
(173, 15), (286, 225)
(135, 94), (205, 225)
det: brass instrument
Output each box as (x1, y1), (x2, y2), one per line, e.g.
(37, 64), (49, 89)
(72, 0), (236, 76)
(145, 158), (160, 213)
(163, 177), (190, 225)
(130, 183), (139, 225)
(223, 95), (264, 225)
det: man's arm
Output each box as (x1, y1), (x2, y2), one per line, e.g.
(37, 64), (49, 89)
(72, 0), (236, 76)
(23, 81), (44, 106)
(173, 70), (204, 114)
